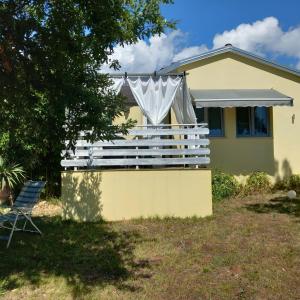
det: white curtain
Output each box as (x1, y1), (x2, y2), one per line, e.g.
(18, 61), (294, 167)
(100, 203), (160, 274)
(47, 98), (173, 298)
(172, 77), (198, 149)
(172, 77), (197, 124)
(127, 76), (182, 125)
(111, 77), (125, 94)
(109, 75), (196, 125)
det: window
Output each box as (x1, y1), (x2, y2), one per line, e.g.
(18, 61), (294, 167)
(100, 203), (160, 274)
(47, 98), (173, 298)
(195, 107), (224, 137)
(236, 107), (270, 137)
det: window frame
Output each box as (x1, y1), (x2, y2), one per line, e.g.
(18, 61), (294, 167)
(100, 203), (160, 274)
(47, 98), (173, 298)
(236, 107), (271, 138)
(195, 107), (225, 137)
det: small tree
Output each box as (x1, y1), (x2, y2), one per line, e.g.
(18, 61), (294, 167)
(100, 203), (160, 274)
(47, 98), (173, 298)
(0, 0), (174, 194)
(0, 156), (25, 205)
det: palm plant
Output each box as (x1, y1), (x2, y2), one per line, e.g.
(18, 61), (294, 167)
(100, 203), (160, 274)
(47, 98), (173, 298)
(0, 156), (26, 205)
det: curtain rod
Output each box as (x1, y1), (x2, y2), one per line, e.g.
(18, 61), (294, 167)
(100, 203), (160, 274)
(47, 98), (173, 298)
(108, 71), (186, 78)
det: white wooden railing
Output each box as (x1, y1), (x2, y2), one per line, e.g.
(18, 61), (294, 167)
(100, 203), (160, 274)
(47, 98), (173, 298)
(61, 124), (210, 169)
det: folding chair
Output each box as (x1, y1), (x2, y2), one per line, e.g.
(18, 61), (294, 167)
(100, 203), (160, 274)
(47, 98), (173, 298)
(0, 181), (46, 248)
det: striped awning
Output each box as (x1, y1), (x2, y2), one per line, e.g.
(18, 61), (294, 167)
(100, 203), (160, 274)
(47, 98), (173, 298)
(191, 89), (293, 108)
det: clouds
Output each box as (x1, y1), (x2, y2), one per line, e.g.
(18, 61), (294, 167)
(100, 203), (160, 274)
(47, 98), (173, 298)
(213, 17), (300, 66)
(213, 17), (281, 54)
(101, 30), (208, 73)
(102, 31), (179, 73)
(173, 45), (208, 62)
(102, 17), (300, 73)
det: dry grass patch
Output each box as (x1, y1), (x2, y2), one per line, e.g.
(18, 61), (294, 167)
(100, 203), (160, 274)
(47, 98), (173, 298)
(1, 192), (300, 299)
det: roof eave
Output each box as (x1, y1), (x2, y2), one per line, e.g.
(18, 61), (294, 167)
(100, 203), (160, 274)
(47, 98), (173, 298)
(158, 46), (300, 78)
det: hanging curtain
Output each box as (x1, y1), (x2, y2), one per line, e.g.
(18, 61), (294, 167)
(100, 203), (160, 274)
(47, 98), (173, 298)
(111, 77), (125, 94)
(172, 77), (197, 124)
(172, 77), (199, 149)
(127, 76), (182, 125)
(110, 75), (196, 125)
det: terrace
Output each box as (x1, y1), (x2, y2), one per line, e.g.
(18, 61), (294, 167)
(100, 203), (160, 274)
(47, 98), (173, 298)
(61, 123), (210, 170)
(60, 74), (213, 221)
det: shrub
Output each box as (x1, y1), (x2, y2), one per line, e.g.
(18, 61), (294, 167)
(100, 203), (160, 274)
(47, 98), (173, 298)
(274, 174), (300, 191)
(288, 175), (300, 190)
(273, 179), (288, 191)
(243, 171), (271, 195)
(212, 170), (239, 201)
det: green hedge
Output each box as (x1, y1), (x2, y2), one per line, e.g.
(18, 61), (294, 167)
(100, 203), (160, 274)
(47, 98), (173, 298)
(243, 171), (271, 195)
(212, 171), (274, 201)
(274, 174), (300, 192)
(212, 170), (239, 201)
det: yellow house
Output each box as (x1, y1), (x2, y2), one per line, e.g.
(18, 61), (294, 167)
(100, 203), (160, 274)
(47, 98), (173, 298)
(158, 44), (300, 182)
(61, 44), (300, 221)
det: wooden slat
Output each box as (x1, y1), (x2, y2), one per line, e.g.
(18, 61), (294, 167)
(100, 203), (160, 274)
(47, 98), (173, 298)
(68, 138), (209, 148)
(63, 148), (210, 158)
(63, 126), (210, 168)
(127, 128), (209, 136)
(61, 157), (210, 167)
(79, 125), (208, 135)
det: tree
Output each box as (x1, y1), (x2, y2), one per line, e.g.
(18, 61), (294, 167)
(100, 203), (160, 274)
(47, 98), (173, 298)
(0, 0), (174, 195)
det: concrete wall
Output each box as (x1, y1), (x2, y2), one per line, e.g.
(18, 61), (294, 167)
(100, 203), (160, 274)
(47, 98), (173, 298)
(174, 52), (300, 180)
(61, 169), (212, 222)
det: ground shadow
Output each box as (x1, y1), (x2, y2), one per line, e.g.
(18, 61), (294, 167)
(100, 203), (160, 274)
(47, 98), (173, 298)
(0, 216), (149, 298)
(246, 196), (300, 219)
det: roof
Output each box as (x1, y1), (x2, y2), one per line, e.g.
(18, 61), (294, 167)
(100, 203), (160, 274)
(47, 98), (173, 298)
(158, 45), (300, 77)
(191, 89), (293, 108)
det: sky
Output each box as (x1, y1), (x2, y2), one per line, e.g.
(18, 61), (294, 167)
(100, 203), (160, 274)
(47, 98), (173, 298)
(102, 0), (300, 73)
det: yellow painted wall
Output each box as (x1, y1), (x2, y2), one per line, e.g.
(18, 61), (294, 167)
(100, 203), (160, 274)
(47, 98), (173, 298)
(113, 105), (144, 126)
(209, 108), (274, 178)
(61, 169), (212, 221)
(175, 52), (300, 179)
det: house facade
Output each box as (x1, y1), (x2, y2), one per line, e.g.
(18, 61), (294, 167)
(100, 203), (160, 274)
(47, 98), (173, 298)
(61, 45), (300, 221)
(167, 45), (300, 181)
(119, 45), (300, 182)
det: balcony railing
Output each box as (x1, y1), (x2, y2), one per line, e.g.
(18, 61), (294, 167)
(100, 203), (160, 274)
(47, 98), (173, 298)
(61, 124), (210, 169)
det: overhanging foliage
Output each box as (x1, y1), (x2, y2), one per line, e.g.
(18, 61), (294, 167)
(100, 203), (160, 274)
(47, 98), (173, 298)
(0, 0), (174, 194)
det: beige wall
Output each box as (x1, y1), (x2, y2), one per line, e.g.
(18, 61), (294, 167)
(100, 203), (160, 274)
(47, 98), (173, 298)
(113, 105), (144, 126)
(175, 52), (300, 179)
(61, 169), (212, 222)
(209, 108), (274, 179)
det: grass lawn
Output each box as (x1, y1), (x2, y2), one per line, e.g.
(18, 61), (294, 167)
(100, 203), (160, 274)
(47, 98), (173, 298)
(0, 193), (300, 299)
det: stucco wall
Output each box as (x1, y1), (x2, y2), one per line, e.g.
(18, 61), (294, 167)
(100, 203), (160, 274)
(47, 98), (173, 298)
(209, 108), (274, 179)
(113, 105), (143, 126)
(175, 52), (300, 179)
(61, 169), (212, 221)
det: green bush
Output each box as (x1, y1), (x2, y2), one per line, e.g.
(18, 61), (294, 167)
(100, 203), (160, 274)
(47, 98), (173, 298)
(274, 174), (300, 191)
(212, 171), (239, 201)
(273, 179), (288, 191)
(288, 175), (300, 190)
(243, 171), (271, 195)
